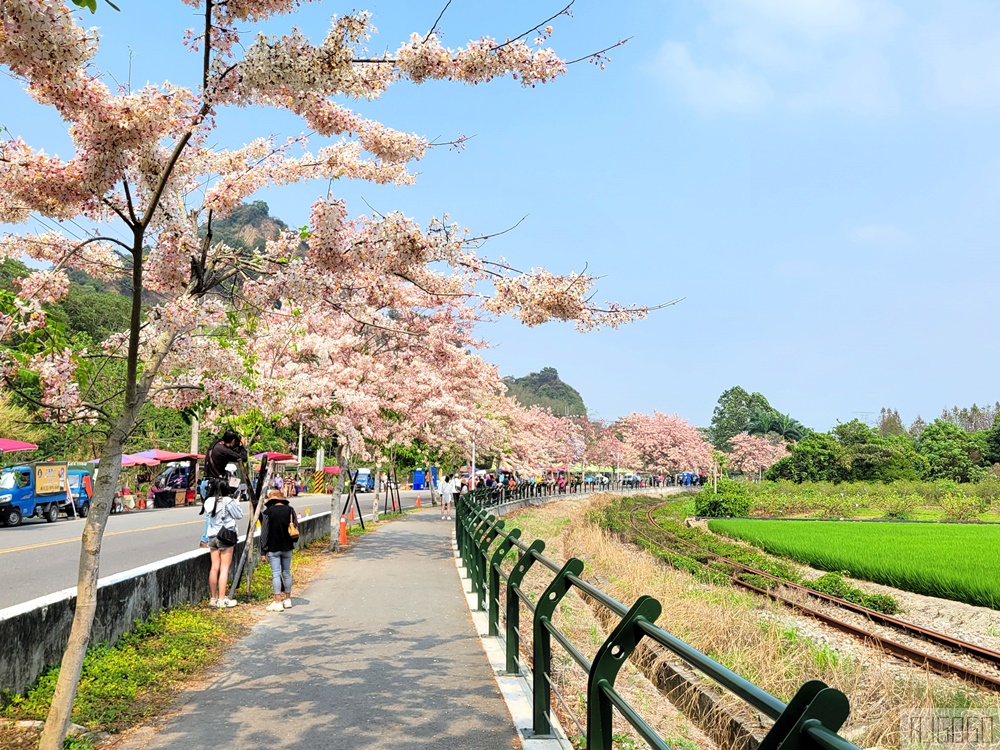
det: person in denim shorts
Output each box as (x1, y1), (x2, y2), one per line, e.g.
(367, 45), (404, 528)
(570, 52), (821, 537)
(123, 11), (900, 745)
(260, 489), (298, 612)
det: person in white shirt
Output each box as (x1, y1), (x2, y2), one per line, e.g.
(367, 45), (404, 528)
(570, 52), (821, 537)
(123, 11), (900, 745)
(440, 474), (454, 521)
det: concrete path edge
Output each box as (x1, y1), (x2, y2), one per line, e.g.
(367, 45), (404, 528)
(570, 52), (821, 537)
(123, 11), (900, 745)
(452, 535), (574, 750)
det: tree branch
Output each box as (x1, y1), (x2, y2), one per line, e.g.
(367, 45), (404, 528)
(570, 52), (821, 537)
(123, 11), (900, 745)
(423, 0), (453, 44)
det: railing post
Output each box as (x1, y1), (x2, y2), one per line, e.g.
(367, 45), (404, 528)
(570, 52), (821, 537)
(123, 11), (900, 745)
(757, 680), (850, 750)
(532, 557), (585, 737)
(477, 517), (506, 611)
(488, 528), (521, 637)
(587, 595), (662, 750)
(470, 512), (493, 603)
(506, 539), (545, 675)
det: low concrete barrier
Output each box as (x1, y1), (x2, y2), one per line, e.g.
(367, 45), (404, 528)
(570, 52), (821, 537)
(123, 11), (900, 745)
(0, 510), (331, 696)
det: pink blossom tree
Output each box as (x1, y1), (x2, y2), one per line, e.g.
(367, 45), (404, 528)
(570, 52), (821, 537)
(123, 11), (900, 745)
(726, 432), (790, 478)
(0, 2), (641, 746)
(618, 410), (713, 475)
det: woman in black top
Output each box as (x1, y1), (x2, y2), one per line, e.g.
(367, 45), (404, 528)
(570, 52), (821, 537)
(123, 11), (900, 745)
(260, 489), (298, 612)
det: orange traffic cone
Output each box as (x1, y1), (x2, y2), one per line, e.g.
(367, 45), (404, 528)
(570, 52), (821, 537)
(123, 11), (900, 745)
(349, 505), (355, 521)
(339, 516), (347, 546)
(415, 495), (421, 507)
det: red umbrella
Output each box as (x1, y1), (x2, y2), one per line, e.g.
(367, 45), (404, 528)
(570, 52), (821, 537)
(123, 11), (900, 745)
(0, 438), (39, 452)
(323, 466), (341, 474)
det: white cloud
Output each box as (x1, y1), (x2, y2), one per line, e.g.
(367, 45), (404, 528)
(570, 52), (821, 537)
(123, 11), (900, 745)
(654, 0), (904, 116)
(720, 0), (901, 41)
(654, 42), (772, 114)
(918, 2), (1000, 113)
(849, 223), (907, 246)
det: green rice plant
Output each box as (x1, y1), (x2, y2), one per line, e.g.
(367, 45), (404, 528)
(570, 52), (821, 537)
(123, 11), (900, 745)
(708, 519), (1000, 609)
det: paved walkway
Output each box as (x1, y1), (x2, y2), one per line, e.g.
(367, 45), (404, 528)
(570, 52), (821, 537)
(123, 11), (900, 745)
(128, 510), (517, 750)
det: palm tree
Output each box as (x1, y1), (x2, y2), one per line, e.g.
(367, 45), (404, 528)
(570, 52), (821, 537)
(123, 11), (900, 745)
(746, 408), (777, 436)
(747, 409), (805, 442)
(770, 412), (805, 442)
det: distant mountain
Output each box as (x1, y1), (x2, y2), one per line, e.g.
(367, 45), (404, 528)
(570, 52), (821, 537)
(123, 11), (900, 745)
(503, 367), (586, 416)
(205, 200), (290, 255)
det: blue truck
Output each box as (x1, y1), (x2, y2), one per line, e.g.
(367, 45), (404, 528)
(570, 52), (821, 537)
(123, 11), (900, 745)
(0, 462), (93, 527)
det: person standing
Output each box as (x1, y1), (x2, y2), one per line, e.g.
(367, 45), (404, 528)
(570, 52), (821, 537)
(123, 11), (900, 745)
(260, 489), (298, 612)
(203, 430), (248, 500)
(201, 493), (244, 608)
(440, 474), (454, 521)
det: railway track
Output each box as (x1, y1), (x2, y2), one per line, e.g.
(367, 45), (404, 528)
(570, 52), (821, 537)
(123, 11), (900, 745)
(623, 501), (1000, 692)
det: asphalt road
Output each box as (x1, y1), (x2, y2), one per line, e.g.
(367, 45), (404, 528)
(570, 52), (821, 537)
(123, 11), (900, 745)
(0, 489), (430, 609)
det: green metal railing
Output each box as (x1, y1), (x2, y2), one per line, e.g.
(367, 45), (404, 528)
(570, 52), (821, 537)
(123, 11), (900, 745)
(456, 490), (860, 750)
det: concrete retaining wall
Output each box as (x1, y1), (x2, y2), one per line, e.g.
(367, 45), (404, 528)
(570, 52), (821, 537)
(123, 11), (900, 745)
(0, 510), (331, 696)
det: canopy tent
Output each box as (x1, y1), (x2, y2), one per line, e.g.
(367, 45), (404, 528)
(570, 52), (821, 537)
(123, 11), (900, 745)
(253, 452), (296, 461)
(0, 438), (39, 452)
(90, 454), (161, 467)
(131, 448), (201, 462)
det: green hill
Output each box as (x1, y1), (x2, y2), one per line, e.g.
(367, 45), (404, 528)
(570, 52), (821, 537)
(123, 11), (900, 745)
(503, 367), (586, 416)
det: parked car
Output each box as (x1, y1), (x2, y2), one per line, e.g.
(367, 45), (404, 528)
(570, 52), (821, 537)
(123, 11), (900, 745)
(353, 468), (375, 492)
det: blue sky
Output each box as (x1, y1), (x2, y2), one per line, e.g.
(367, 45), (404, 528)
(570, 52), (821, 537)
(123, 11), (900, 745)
(3, 0), (999, 431)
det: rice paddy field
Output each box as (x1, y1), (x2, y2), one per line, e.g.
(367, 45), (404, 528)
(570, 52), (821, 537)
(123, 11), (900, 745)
(706, 519), (1000, 609)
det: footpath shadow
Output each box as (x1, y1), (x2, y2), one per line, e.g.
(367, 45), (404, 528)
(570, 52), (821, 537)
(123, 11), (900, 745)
(142, 510), (512, 750)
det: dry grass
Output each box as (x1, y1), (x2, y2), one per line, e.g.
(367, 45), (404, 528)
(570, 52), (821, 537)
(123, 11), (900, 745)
(498, 494), (1000, 750)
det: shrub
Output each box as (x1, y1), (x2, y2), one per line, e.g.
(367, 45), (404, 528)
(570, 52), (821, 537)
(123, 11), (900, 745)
(807, 572), (901, 614)
(939, 493), (987, 521)
(973, 476), (1000, 505)
(816, 493), (858, 519)
(874, 492), (921, 519)
(694, 478), (751, 518)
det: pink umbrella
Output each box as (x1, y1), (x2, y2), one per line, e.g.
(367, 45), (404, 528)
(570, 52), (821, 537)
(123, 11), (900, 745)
(253, 452), (296, 461)
(0, 438), (39, 452)
(323, 466), (341, 474)
(123, 454), (161, 467)
(131, 448), (198, 462)
(90, 454), (161, 467)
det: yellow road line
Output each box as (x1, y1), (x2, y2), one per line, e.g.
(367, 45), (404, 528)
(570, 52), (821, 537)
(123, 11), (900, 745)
(0, 502), (329, 556)
(0, 518), (204, 556)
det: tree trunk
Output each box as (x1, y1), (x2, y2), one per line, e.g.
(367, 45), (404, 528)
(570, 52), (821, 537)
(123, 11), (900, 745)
(428, 465), (439, 506)
(328, 441), (349, 552)
(371, 457), (382, 522)
(40, 315), (174, 750)
(39, 425), (128, 749)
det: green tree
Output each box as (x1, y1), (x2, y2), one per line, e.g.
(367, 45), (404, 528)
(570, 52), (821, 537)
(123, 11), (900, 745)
(878, 407), (906, 437)
(709, 386), (773, 450)
(985, 415), (1000, 466)
(831, 420), (924, 481)
(917, 420), (988, 482)
(765, 432), (844, 482)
